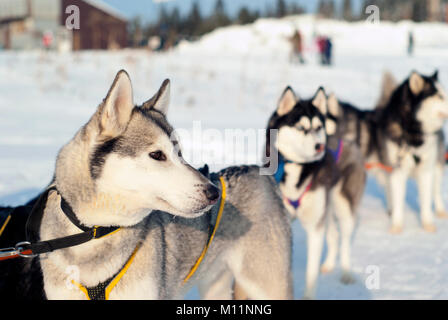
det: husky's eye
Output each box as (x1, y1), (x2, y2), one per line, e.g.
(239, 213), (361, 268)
(297, 125), (305, 131)
(149, 151), (166, 161)
(315, 125), (323, 131)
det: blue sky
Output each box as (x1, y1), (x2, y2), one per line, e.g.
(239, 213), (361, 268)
(103, 0), (364, 23)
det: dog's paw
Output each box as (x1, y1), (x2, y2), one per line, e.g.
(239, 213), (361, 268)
(423, 223), (437, 233)
(389, 225), (403, 234)
(320, 264), (335, 274)
(340, 272), (356, 285)
(436, 211), (448, 219)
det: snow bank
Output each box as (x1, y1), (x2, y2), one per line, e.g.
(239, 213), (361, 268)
(177, 14), (448, 57)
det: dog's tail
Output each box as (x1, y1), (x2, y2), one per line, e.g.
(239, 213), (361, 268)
(375, 70), (397, 110)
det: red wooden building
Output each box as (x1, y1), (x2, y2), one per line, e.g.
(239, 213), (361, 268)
(0, 0), (127, 50)
(61, 0), (127, 50)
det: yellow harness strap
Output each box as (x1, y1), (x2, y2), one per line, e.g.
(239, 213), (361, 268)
(93, 226), (121, 239)
(0, 214), (11, 238)
(72, 242), (142, 300)
(70, 176), (226, 298)
(183, 176), (226, 284)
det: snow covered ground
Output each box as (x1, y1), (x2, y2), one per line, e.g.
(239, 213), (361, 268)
(1, 15), (448, 299)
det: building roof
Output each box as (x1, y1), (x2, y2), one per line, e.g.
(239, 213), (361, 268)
(83, 0), (128, 22)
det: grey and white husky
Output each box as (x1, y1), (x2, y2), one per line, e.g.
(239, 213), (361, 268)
(38, 70), (292, 300)
(326, 71), (448, 233)
(265, 87), (365, 299)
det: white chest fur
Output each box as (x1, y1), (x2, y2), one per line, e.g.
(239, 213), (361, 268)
(386, 134), (438, 171)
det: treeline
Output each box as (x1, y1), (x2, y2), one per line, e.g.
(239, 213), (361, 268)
(129, 0), (448, 49)
(128, 0), (304, 48)
(320, 0), (448, 22)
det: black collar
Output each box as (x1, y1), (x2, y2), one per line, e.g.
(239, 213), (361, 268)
(20, 186), (121, 257)
(59, 193), (121, 236)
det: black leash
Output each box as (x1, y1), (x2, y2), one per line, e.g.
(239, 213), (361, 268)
(0, 187), (120, 260)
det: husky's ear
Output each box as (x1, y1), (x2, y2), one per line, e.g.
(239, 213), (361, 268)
(432, 70), (439, 81)
(325, 93), (339, 135)
(99, 70), (134, 138)
(327, 93), (339, 116)
(277, 86), (298, 116)
(312, 87), (327, 115)
(409, 71), (425, 95)
(142, 79), (170, 115)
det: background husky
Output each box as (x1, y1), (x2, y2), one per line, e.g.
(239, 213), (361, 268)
(36, 70), (292, 300)
(328, 72), (447, 233)
(325, 71), (397, 161)
(265, 87), (365, 299)
(378, 70), (448, 233)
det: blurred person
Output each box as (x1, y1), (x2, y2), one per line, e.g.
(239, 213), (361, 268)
(324, 37), (333, 65)
(316, 36), (333, 66)
(316, 35), (327, 65)
(42, 31), (53, 51)
(408, 31), (414, 56)
(289, 29), (305, 64)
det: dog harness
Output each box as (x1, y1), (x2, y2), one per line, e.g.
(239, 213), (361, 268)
(275, 140), (344, 210)
(0, 214), (11, 239)
(71, 242), (142, 300)
(328, 139), (344, 164)
(0, 177), (227, 298)
(364, 162), (393, 172)
(183, 176), (227, 283)
(0, 187), (123, 261)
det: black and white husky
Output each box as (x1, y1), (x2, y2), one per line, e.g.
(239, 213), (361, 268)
(265, 87), (366, 299)
(326, 71), (448, 233)
(8, 71), (293, 300)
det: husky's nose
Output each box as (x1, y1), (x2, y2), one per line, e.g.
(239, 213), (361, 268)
(204, 184), (220, 204)
(315, 143), (325, 153)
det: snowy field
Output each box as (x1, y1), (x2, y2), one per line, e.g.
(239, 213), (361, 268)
(1, 15), (448, 299)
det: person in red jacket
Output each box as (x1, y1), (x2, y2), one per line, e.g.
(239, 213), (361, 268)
(42, 31), (53, 51)
(316, 35), (327, 65)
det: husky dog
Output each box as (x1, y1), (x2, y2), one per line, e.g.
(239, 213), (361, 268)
(326, 71), (448, 232)
(324, 71), (397, 160)
(265, 87), (365, 299)
(34, 71), (292, 300)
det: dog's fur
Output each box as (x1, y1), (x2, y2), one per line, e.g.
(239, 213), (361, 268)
(326, 71), (448, 232)
(265, 87), (365, 299)
(34, 71), (293, 299)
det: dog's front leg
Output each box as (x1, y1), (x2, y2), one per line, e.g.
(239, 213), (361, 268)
(303, 223), (325, 299)
(389, 168), (408, 234)
(417, 166), (436, 232)
(434, 162), (447, 218)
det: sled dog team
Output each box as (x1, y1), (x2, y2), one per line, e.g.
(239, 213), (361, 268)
(4, 69), (448, 300)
